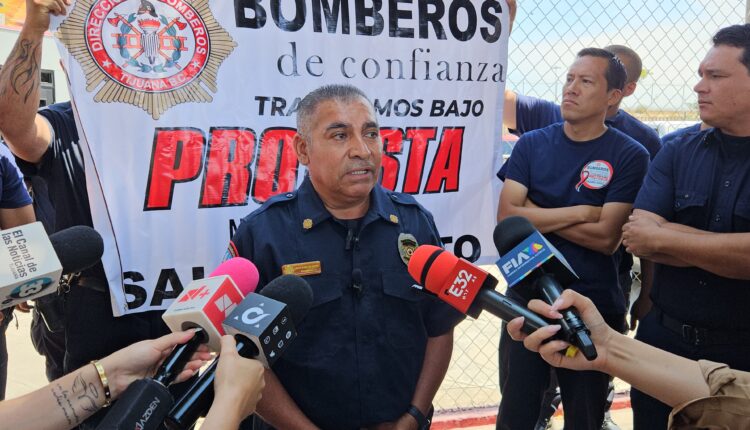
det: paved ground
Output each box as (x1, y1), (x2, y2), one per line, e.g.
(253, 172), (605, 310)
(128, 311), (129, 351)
(5, 311), (47, 401)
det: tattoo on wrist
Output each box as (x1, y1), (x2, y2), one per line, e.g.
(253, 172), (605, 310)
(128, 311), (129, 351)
(1, 38), (40, 103)
(51, 382), (82, 426)
(49, 371), (102, 426)
(72, 373), (100, 412)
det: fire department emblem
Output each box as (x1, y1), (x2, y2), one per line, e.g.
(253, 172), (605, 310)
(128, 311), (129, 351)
(56, 0), (236, 119)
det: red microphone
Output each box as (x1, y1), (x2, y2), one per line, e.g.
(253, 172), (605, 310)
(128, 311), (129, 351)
(162, 257), (259, 351)
(407, 245), (550, 332)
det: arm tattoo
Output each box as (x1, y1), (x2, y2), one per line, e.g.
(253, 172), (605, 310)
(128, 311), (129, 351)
(72, 373), (101, 412)
(50, 382), (82, 426)
(49, 371), (101, 426)
(1, 38), (40, 103)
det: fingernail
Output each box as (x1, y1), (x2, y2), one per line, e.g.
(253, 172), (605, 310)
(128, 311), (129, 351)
(551, 298), (564, 310)
(548, 324), (561, 333)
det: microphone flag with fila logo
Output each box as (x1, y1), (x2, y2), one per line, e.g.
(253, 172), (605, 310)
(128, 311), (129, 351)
(49, 0), (511, 315)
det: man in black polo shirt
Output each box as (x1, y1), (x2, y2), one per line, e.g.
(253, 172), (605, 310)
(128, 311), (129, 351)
(0, 1), (178, 427)
(623, 24), (750, 430)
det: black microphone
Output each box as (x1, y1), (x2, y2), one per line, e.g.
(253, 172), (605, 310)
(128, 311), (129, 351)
(93, 328), (207, 430)
(494, 216), (597, 361)
(37, 225), (104, 332)
(49, 225), (104, 274)
(164, 274), (314, 430)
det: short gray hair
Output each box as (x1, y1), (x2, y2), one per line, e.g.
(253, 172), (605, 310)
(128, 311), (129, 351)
(296, 85), (375, 138)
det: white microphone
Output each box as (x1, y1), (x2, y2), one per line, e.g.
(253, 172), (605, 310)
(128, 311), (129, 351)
(0, 222), (103, 308)
(161, 257), (259, 351)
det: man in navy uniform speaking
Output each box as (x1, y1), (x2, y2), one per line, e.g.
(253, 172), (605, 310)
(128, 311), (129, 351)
(228, 84), (464, 430)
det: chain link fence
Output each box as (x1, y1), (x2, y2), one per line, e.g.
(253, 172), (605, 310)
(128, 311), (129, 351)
(433, 0), (746, 415)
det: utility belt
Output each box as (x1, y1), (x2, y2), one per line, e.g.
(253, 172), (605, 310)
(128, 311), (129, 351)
(654, 307), (750, 347)
(35, 274), (108, 332)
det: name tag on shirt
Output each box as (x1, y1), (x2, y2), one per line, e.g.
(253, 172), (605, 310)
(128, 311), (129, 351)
(281, 261), (322, 277)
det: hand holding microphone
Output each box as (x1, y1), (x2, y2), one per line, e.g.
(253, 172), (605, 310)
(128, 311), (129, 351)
(165, 274), (314, 430)
(96, 257), (260, 430)
(98, 330), (213, 400)
(494, 216), (597, 360)
(505, 289), (614, 373)
(201, 335), (266, 429)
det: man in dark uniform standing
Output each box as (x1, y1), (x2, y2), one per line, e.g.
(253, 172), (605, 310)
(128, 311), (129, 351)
(0, 0), (180, 427)
(229, 84), (464, 430)
(497, 48), (650, 429)
(623, 24), (750, 430)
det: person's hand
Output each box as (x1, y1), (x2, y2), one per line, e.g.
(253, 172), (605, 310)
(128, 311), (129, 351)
(15, 301), (33, 313)
(98, 330), (211, 399)
(506, 290), (616, 373)
(622, 214), (661, 257)
(25, 0), (71, 34)
(213, 335), (265, 420)
(629, 293), (652, 331)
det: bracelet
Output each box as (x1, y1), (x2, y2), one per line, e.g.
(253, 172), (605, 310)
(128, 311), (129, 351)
(406, 404), (431, 429)
(90, 360), (112, 407)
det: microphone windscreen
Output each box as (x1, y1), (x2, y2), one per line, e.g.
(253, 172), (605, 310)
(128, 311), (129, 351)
(407, 245), (457, 289)
(210, 257), (259, 296)
(494, 216), (537, 255)
(48, 226), (104, 274)
(259, 275), (313, 325)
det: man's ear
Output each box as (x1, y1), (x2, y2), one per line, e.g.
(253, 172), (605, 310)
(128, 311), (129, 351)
(607, 88), (624, 107)
(622, 81), (637, 97)
(294, 133), (310, 166)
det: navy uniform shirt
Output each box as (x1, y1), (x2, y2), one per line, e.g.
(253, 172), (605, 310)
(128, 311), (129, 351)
(506, 124), (649, 314)
(634, 129), (750, 330)
(499, 94), (661, 177)
(0, 147), (31, 210)
(661, 122), (702, 146)
(13, 102), (105, 281)
(230, 177), (464, 429)
(499, 94), (661, 277)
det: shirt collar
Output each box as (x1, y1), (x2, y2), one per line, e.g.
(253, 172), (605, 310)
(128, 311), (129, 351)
(699, 128), (720, 147)
(296, 176), (399, 232)
(604, 109), (623, 126)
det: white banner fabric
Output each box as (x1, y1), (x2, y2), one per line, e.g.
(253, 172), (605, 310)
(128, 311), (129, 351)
(51, 0), (509, 315)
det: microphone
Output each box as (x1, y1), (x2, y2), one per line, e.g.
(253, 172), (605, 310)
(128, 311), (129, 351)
(95, 258), (260, 430)
(38, 225), (105, 331)
(48, 225), (104, 274)
(93, 329), (207, 430)
(165, 274), (314, 430)
(0, 222), (103, 309)
(494, 216), (597, 361)
(162, 257), (260, 351)
(407, 245), (551, 334)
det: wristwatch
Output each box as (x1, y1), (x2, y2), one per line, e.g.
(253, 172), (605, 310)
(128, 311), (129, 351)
(406, 404), (432, 429)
